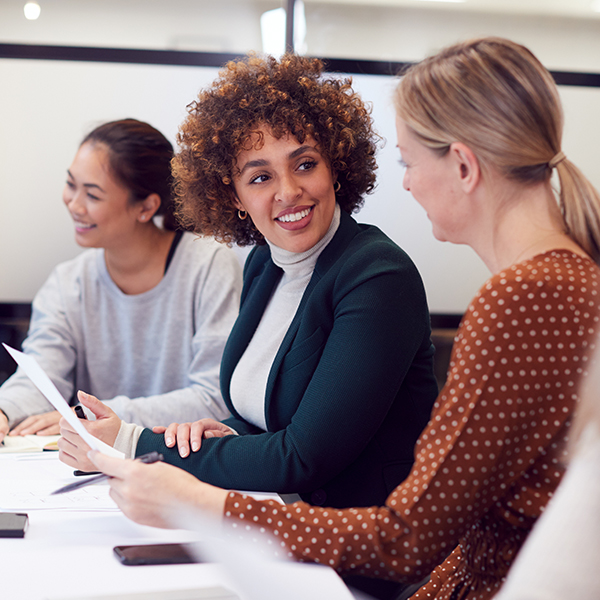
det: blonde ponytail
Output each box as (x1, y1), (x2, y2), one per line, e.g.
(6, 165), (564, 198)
(555, 160), (600, 263)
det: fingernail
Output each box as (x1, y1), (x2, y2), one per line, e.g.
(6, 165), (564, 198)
(192, 442), (199, 452)
(166, 437), (173, 446)
(180, 446), (188, 457)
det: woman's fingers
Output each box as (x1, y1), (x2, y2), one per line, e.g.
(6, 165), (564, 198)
(77, 390), (114, 420)
(0, 413), (8, 444)
(35, 423), (61, 436)
(159, 419), (235, 456)
(90, 454), (229, 528)
(163, 423), (179, 448)
(88, 450), (128, 478)
(190, 421), (205, 452)
(57, 428), (94, 470)
(9, 411), (61, 436)
(57, 391), (120, 470)
(176, 423), (192, 457)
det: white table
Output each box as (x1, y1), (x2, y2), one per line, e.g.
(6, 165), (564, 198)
(0, 452), (356, 600)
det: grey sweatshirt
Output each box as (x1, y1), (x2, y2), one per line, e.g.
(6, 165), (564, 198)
(0, 232), (242, 428)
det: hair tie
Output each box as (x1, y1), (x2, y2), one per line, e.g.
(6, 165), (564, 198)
(549, 151), (566, 169)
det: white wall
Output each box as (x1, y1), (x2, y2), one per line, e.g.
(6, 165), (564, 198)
(304, 5), (600, 72)
(1, 2), (599, 311)
(1, 56), (599, 313)
(2, 1), (600, 72)
(0, 59), (220, 302)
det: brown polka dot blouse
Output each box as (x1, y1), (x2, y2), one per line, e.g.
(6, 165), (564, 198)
(224, 250), (600, 600)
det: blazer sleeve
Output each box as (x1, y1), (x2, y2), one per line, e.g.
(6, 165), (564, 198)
(136, 241), (431, 494)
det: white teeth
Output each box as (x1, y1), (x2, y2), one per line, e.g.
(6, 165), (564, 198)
(277, 208), (311, 223)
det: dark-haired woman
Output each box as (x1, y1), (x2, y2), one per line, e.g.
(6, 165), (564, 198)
(0, 119), (242, 441)
(59, 57), (438, 519)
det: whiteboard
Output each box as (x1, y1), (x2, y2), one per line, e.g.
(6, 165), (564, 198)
(1, 57), (598, 313)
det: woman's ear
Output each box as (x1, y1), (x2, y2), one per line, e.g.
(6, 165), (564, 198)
(449, 142), (481, 194)
(138, 193), (161, 223)
(232, 194), (245, 212)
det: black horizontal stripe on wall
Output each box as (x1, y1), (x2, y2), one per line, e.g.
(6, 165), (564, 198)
(1, 43), (599, 87)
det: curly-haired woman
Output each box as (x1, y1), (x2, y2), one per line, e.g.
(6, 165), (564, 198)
(59, 55), (438, 519)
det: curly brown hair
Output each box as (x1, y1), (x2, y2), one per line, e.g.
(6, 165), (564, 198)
(172, 53), (379, 246)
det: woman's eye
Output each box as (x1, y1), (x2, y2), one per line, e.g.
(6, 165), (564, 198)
(87, 192), (100, 201)
(298, 159), (317, 171)
(398, 159), (408, 169)
(65, 180), (75, 189)
(249, 173), (270, 184)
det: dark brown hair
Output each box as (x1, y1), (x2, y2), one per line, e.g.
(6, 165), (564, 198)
(173, 53), (379, 245)
(82, 118), (178, 231)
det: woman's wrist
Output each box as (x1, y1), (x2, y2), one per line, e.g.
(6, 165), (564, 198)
(113, 420), (143, 458)
(193, 482), (229, 518)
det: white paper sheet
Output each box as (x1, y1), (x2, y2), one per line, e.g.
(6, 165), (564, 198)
(3, 344), (124, 459)
(0, 477), (119, 511)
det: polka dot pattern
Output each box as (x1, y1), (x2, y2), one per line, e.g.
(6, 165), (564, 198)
(223, 251), (600, 600)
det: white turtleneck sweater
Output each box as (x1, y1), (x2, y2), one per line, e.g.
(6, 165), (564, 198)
(229, 204), (341, 431)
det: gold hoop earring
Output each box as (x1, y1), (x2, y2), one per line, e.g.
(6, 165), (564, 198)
(334, 181), (341, 193)
(238, 209), (248, 221)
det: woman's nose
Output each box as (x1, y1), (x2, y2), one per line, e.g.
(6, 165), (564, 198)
(64, 188), (84, 213)
(276, 174), (301, 202)
(402, 170), (410, 192)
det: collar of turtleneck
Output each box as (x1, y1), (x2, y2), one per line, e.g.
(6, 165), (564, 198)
(266, 203), (341, 278)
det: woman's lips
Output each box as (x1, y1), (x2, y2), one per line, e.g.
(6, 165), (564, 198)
(73, 221), (96, 233)
(275, 206), (314, 230)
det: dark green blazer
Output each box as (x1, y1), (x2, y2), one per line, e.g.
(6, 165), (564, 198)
(137, 211), (438, 508)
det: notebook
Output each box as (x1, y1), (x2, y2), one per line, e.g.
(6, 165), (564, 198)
(0, 434), (60, 453)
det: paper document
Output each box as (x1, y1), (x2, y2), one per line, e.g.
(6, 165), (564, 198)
(2, 344), (123, 459)
(0, 477), (118, 511)
(47, 586), (238, 600)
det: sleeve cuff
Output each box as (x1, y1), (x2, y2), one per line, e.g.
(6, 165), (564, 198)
(114, 421), (144, 458)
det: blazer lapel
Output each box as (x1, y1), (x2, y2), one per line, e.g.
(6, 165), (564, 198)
(263, 211), (361, 421)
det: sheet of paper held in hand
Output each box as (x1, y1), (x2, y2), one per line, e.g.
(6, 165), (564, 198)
(2, 344), (124, 459)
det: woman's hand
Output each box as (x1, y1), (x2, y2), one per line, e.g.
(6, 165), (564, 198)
(58, 390), (122, 471)
(9, 411), (61, 436)
(88, 450), (228, 528)
(152, 419), (235, 458)
(0, 411), (8, 444)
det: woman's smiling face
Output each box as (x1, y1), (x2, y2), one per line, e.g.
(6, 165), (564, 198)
(232, 126), (337, 253)
(62, 142), (140, 250)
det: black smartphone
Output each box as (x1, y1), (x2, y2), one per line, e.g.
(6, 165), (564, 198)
(113, 542), (203, 566)
(0, 512), (28, 538)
